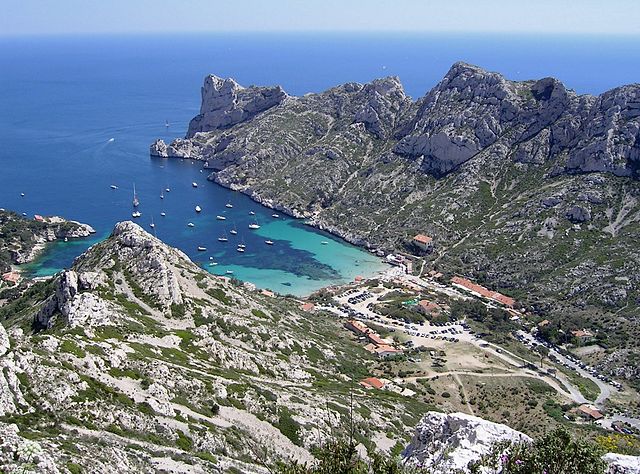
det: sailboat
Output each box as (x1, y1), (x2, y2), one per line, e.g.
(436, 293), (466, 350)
(197, 246), (207, 251)
(132, 210), (141, 218)
(149, 217), (155, 229)
(165, 120), (169, 128)
(230, 223), (238, 235)
(132, 183), (139, 207)
(225, 203), (233, 208)
(110, 184), (118, 190)
(160, 189), (164, 199)
(265, 240), (274, 245)
(216, 215), (226, 220)
(218, 234), (228, 242)
(195, 205), (202, 213)
(249, 211), (255, 216)
(248, 221), (260, 229)
(160, 212), (166, 217)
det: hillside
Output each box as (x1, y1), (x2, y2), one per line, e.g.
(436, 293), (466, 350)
(0, 222), (433, 473)
(150, 63), (640, 382)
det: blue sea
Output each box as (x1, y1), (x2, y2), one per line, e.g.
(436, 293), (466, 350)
(1, 33), (638, 295)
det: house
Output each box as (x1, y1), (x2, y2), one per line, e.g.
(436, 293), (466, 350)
(451, 276), (516, 308)
(412, 234), (433, 252)
(359, 377), (385, 390)
(33, 214), (44, 222)
(300, 302), (315, 312)
(367, 333), (388, 346)
(576, 404), (603, 421)
(371, 344), (402, 358)
(1, 271), (20, 284)
(260, 289), (275, 297)
(344, 319), (370, 336)
(417, 300), (441, 315)
(571, 329), (595, 345)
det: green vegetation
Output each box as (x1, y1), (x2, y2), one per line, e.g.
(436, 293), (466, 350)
(60, 339), (86, 358)
(275, 408), (302, 446)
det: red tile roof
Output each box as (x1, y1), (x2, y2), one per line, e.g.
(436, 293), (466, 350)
(300, 302), (315, 312)
(451, 276), (515, 307)
(360, 377), (385, 390)
(367, 333), (387, 346)
(578, 404), (603, 420)
(2, 272), (20, 284)
(418, 300), (441, 312)
(413, 234), (433, 244)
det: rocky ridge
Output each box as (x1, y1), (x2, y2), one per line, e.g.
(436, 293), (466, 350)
(0, 221), (432, 472)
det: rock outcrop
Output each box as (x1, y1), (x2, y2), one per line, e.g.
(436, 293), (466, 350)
(403, 412), (531, 472)
(187, 75), (287, 137)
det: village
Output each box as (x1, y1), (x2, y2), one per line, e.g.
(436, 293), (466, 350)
(306, 233), (640, 437)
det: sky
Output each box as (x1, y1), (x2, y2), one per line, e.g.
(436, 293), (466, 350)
(1, 0), (639, 36)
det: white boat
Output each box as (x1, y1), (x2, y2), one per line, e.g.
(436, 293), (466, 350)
(237, 247), (245, 253)
(192, 182), (198, 188)
(160, 189), (164, 199)
(321, 241), (329, 245)
(149, 218), (155, 229)
(208, 262), (218, 266)
(132, 211), (141, 218)
(187, 222), (195, 227)
(20, 193), (25, 197)
(225, 203), (233, 208)
(248, 223), (260, 229)
(230, 225), (238, 235)
(165, 188), (170, 192)
(165, 120), (169, 128)
(226, 270), (234, 275)
(21, 212), (26, 216)
(249, 211), (255, 215)
(216, 215), (226, 220)
(265, 240), (274, 245)
(160, 212), (166, 217)
(64, 237), (68, 242)
(238, 244), (246, 249)
(195, 205), (202, 212)
(110, 185), (118, 190)
(132, 183), (139, 207)
(272, 214), (279, 218)
(197, 246), (207, 251)
(108, 138), (115, 142)
(218, 236), (228, 242)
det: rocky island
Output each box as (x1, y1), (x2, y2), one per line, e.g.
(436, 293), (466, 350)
(152, 62), (640, 390)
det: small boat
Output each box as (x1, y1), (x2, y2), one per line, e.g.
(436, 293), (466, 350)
(226, 270), (234, 275)
(22, 212), (27, 216)
(160, 212), (166, 217)
(187, 222), (195, 227)
(218, 236), (228, 242)
(208, 262), (218, 266)
(249, 211), (255, 215)
(195, 205), (202, 213)
(64, 237), (68, 242)
(160, 189), (164, 199)
(248, 223), (260, 229)
(132, 211), (141, 218)
(165, 120), (169, 128)
(238, 244), (246, 249)
(132, 183), (140, 207)
(237, 247), (245, 253)
(20, 193), (25, 197)
(197, 246), (207, 251)
(272, 213), (280, 218)
(110, 185), (118, 190)
(230, 224), (238, 235)
(225, 203), (233, 208)
(192, 182), (198, 188)
(165, 187), (170, 192)
(149, 217), (155, 229)
(321, 241), (328, 245)
(216, 215), (226, 220)
(108, 138), (115, 142)
(265, 240), (274, 245)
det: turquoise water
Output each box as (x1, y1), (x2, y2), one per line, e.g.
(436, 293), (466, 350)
(1, 33), (639, 295)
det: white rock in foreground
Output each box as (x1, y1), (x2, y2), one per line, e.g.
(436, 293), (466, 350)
(604, 453), (640, 474)
(403, 412), (531, 473)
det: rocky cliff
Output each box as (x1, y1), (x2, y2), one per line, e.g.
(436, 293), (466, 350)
(151, 64), (640, 387)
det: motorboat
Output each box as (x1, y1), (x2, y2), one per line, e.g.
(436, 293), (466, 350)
(195, 205), (202, 212)
(197, 246), (207, 251)
(187, 222), (195, 227)
(216, 215), (226, 220)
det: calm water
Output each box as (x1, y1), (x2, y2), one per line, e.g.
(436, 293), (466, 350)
(1, 33), (638, 295)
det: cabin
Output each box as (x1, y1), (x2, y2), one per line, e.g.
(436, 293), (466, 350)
(571, 329), (595, 345)
(576, 404), (603, 421)
(412, 234), (433, 252)
(417, 300), (441, 315)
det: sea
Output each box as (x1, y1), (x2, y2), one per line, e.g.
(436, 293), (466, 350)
(1, 33), (638, 296)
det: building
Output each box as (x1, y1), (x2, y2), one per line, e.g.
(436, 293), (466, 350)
(1, 271), (20, 285)
(417, 300), (441, 315)
(344, 319), (371, 337)
(371, 344), (402, 358)
(300, 302), (315, 312)
(538, 319), (550, 328)
(451, 276), (516, 308)
(412, 234), (433, 252)
(576, 404), (603, 421)
(359, 377), (385, 390)
(571, 329), (595, 345)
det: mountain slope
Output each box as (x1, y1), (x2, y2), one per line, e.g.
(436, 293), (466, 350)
(150, 63), (640, 378)
(0, 222), (432, 473)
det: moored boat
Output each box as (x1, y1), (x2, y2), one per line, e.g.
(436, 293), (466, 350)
(187, 222), (195, 227)
(248, 222), (260, 229)
(195, 205), (202, 212)
(192, 182), (198, 188)
(197, 246), (207, 251)
(216, 215), (226, 220)
(265, 240), (274, 245)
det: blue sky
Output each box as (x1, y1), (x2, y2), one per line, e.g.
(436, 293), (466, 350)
(2, 0), (639, 36)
